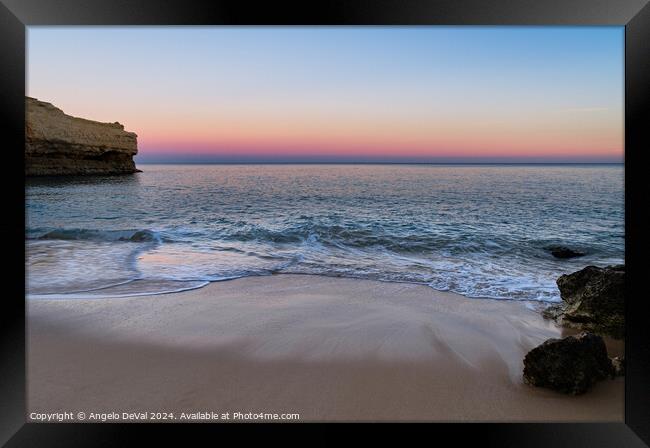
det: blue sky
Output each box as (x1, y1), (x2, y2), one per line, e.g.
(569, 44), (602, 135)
(28, 26), (624, 163)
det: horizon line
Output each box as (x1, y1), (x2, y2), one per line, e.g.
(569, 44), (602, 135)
(135, 161), (624, 166)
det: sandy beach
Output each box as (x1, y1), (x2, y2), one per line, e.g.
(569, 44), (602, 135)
(27, 274), (624, 422)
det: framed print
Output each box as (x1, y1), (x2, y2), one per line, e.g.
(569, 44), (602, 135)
(1, 0), (649, 445)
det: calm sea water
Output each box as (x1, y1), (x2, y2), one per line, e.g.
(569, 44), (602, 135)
(26, 164), (624, 302)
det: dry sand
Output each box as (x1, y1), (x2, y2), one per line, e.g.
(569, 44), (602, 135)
(27, 274), (624, 422)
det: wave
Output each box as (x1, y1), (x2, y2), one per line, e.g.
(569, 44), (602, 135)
(220, 222), (613, 260)
(224, 222), (491, 254)
(28, 278), (210, 300)
(31, 228), (162, 243)
(25, 223), (622, 302)
(27, 223), (610, 259)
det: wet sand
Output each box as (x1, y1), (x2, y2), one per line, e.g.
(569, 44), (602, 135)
(27, 274), (624, 422)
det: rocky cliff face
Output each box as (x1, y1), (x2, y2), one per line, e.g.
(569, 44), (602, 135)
(26, 97), (140, 176)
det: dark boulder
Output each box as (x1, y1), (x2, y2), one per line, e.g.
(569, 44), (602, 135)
(124, 230), (156, 242)
(546, 246), (585, 259)
(523, 333), (614, 394)
(542, 265), (625, 339)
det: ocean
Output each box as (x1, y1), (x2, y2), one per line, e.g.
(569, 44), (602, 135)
(26, 164), (624, 302)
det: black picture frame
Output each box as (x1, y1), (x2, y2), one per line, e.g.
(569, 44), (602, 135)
(1, 0), (649, 445)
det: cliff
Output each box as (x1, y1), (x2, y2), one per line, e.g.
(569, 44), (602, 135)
(26, 97), (140, 176)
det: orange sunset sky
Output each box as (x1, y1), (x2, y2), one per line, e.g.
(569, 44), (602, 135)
(27, 27), (624, 163)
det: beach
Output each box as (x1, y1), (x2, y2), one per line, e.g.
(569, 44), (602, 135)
(27, 274), (624, 422)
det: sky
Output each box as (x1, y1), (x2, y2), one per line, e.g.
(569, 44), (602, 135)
(27, 26), (624, 163)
